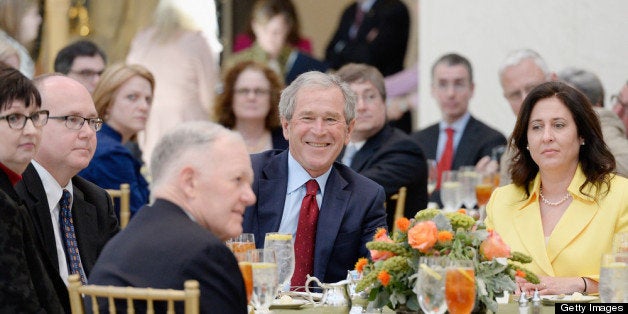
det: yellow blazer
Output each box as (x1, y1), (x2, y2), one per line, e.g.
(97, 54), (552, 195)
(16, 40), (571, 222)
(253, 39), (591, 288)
(486, 165), (628, 280)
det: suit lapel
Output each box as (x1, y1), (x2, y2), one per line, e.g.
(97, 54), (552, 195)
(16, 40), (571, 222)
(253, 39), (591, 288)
(351, 127), (388, 171)
(513, 197), (555, 276)
(21, 165), (60, 272)
(256, 152), (289, 247)
(453, 117), (478, 168)
(313, 166), (350, 280)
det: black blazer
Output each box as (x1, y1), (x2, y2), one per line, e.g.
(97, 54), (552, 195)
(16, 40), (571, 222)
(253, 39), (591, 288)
(89, 199), (247, 313)
(1, 170), (64, 313)
(15, 163), (119, 307)
(340, 125), (428, 228)
(325, 0), (410, 76)
(411, 116), (507, 205)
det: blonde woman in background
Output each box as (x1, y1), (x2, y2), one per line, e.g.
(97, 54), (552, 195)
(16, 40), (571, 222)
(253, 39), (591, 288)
(0, 0), (42, 78)
(126, 0), (222, 165)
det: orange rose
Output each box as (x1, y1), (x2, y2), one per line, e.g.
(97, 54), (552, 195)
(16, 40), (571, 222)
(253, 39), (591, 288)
(516, 270), (526, 278)
(480, 229), (511, 260)
(457, 209), (467, 214)
(370, 228), (395, 261)
(355, 258), (368, 273)
(437, 230), (453, 243)
(377, 270), (391, 287)
(407, 221), (438, 253)
(395, 217), (411, 233)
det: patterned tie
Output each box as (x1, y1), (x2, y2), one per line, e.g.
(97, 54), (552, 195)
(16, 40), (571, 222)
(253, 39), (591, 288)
(59, 189), (87, 285)
(291, 180), (320, 289)
(437, 128), (455, 189)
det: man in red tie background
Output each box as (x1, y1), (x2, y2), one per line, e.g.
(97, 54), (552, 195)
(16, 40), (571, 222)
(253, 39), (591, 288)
(242, 71), (387, 287)
(411, 53), (507, 207)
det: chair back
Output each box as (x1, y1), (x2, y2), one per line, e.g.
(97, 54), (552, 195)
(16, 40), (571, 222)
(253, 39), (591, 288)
(106, 183), (130, 228)
(67, 274), (200, 314)
(391, 186), (407, 233)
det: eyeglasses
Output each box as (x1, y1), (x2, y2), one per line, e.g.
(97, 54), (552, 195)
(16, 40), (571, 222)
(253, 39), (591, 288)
(235, 88), (271, 97)
(48, 115), (103, 131)
(0, 110), (49, 129)
(611, 94), (628, 108)
(69, 69), (105, 79)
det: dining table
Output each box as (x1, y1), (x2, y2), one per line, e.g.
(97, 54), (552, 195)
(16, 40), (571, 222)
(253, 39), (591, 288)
(269, 301), (561, 313)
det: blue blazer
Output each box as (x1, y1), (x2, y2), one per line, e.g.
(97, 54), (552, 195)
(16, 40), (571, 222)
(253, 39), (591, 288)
(243, 150), (388, 283)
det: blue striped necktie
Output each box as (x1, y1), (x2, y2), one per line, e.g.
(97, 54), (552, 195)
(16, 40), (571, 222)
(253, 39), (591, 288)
(59, 189), (87, 284)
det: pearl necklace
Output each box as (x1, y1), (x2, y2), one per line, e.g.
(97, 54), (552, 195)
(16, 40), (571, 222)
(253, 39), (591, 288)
(539, 187), (571, 206)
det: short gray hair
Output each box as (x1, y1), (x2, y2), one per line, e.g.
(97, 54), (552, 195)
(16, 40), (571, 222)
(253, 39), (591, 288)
(336, 63), (387, 101)
(150, 121), (238, 187)
(498, 49), (551, 79)
(278, 71), (356, 124)
(558, 67), (605, 107)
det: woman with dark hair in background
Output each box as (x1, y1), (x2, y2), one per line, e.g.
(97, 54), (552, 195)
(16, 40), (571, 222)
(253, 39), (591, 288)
(215, 60), (287, 153)
(486, 81), (628, 296)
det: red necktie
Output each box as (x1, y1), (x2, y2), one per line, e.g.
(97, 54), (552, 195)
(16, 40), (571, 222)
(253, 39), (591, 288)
(291, 180), (319, 289)
(437, 128), (455, 189)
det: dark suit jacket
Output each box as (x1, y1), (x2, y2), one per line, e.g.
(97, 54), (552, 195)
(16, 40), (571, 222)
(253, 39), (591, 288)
(411, 115), (507, 205)
(88, 199), (247, 314)
(325, 0), (409, 76)
(339, 125), (428, 229)
(1, 170), (64, 314)
(15, 164), (119, 308)
(243, 150), (388, 284)
(271, 127), (288, 150)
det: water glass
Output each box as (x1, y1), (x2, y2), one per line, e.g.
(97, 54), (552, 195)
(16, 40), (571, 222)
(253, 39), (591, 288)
(250, 249), (278, 313)
(427, 159), (438, 196)
(612, 233), (628, 253)
(441, 170), (462, 212)
(415, 256), (448, 314)
(264, 232), (295, 293)
(445, 260), (475, 314)
(599, 253), (627, 303)
(226, 233), (256, 253)
(458, 167), (478, 210)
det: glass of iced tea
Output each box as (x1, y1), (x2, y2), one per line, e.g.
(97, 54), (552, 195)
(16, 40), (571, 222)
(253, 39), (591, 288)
(226, 233), (256, 253)
(445, 260), (476, 314)
(234, 251), (254, 304)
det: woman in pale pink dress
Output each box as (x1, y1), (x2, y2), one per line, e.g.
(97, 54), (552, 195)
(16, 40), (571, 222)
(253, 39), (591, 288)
(126, 0), (222, 166)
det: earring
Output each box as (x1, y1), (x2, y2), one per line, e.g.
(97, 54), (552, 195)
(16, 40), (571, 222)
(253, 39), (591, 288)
(581, 141), (585, 146)
(526, 146), (529, 150)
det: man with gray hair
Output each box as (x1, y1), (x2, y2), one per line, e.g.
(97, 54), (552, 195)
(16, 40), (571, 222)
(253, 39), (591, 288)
(558, 68), (628, 176)
(611, 81), (628, 139)
(89, 122), (255, 313)
(243, 71), (387, 288)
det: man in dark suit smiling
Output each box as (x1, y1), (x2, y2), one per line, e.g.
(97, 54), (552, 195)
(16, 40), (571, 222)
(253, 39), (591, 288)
(243, 71), (387, 287)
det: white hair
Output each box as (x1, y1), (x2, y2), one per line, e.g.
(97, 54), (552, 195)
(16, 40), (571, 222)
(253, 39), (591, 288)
(498, 49), (551, 79)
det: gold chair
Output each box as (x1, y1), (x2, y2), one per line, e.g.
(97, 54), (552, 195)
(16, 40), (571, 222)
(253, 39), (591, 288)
(68, 274), (200, 314)
(390, 186), (407, 233)
(106, 183), (130, 228)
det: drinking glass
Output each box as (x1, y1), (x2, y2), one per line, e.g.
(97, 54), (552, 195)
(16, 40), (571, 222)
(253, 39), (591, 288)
(234, 251), (254, 304)
(474, 172), (497, 221)
(250, 249), (278, 313)
(599, 253), (627, 303)
(264, 232), (295, 293)
(612, 233), (628, 253)
(415, 256), (448, 314)
(441, 170), (462, 212)
(445, 260), (476, 314)
(226, 233), (256, 253)
(458, 167), (478, 211)
(427, 159), (438, 196)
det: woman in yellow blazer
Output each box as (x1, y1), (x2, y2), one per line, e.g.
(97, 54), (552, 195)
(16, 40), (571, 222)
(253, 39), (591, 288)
(486, 81), (628, 296)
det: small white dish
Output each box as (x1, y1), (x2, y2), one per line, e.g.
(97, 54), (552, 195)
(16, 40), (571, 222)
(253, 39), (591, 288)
(270, 299), (308, 309)
(541, 294), (598, 305)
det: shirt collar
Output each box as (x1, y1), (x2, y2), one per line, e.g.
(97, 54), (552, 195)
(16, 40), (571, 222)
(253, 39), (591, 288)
(360, 0), (377, 12)
(32, 160), (73, 212)
(439, 111), (471, 133)
(0, 162), (22, 185)
(286, 150), (331, 196)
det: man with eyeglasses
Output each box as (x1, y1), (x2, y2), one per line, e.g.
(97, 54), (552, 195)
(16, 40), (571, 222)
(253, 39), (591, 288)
(54, 40), (107, 94)
(612, 81), (628, 139)
(15, 74), (119, 313)
(411, 53), (506, 207)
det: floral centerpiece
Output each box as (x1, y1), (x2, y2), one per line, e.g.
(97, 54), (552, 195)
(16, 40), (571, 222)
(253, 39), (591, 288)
(354, 209), (539, 312)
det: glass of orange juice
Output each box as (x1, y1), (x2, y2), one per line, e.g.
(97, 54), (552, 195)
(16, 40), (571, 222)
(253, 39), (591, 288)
(234, 251), (254, 304)
(445, 259), (476, 314)
(227, 233), (256, 253)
